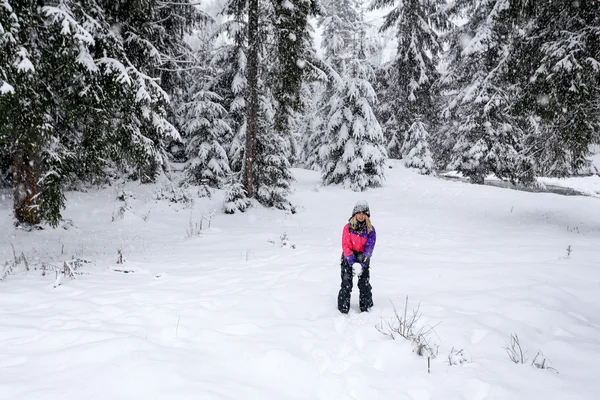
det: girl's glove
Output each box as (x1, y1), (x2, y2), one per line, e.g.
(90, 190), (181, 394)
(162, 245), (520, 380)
(346, 254), (356, 266)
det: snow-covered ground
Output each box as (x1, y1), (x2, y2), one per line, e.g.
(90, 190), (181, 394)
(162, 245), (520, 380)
(1, 161), (600, 399)
(539, 145), (600, 197)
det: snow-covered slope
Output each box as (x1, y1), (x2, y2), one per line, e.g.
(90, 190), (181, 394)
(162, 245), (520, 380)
(1, 162), (599, 399)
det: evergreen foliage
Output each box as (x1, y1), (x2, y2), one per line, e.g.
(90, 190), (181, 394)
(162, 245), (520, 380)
(370, 0), (448, 168)
(402, 120), (434, 175)
(319, 1), (387, 191)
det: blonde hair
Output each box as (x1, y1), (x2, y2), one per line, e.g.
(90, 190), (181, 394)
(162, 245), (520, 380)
(350, 215), (372, 234)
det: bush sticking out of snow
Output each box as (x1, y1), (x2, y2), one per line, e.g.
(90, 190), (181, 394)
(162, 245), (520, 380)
(279, 232), (295, 249)
(376, 296), (440, 360)
(1, 245), (30, 282)
(505, 333), (525, 364)
(44, 258), (88, 288)
(505, 333), (557, 373)
(154, 182), (194, 207)
(185, 210), (215, 238)
(222, 181), (249, 214)
(448, 347), (471, 366)
(531, 351), (557, 372)
(2, 243), (88, 286)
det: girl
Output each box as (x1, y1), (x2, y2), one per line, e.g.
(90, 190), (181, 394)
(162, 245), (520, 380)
(338, 200), (376, 313)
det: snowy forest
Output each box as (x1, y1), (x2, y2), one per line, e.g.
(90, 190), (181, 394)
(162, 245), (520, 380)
(1, 0), (599, 227)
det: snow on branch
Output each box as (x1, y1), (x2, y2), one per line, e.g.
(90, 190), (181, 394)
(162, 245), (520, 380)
(152, 109), (181, 141)
(132, 68), (170, 104)
(76, 45), (98, 72)
(15, 47), (34, 73)
(0, 80), (14, 94)
(43, 6), (95, 46)
(124, 31), (162, 62)
(97, 57), (132, 85)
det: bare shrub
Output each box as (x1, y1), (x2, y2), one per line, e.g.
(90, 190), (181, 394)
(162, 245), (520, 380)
(186, 214), (203, 238)
(504, 333), (525, 364)
(448, 347), (471, 366)
(1, 261), (14, 282)
(185, 210), (216, 238)
(1, 244), (30, 282)
(504, 333), (557, 373)
(2, 246), (88, 286)
(46, 257), (88, 288)
(531, 351), (557, 372)
(375, 296), (440, 359)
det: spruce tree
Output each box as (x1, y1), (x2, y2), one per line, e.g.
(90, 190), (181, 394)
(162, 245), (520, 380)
(255, 91), (295, 211)
(511, 0), (600, 177)
(296, 82), (325, 170)
(177, 20), (232, 189)
(320, 2), (387, 191)
(271, 0), (320, 133)
(181, 89), (232, 187)
(373, 65), (402, 159)
(99, 0), (207, 182)
(370, 0), (448, 167)
(441, 1), (599, 182)
(442, 0), (524, 184)
(215, 0), (248, 175)
(214, 0), (251, 213)
(222, 179), (250, 214)
(0, 1), (188, 226)
(402, 120), (434, 175)
(221, 0), (318, 210)
(319, 0), (358, 71)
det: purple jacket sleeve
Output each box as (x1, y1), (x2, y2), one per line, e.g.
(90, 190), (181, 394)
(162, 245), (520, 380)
(363, 226), (376, 258)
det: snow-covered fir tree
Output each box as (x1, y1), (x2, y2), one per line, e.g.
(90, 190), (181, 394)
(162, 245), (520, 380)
(218, 0), (318, 210)
(222, 177), (250, 214)
(177, 21), (232, 190)
(509, 1), (600, 177)
(373, 65), (402, 158)
(215, 1), (248, 175)
(295, 82), (326, 170)
(370, 0), (448, 165)
(440, 1), (599, 182)
(312, 0), (357, 171)
(0, 0), (180, 226)
(210, 0), (251, 212)
(255, 91), (295, 211)
(100, 0), (207, 183)
(319, 0), (359, 71)
(264, 0), (319, 209)
(320, 69), (387, 191)
(270, 0), (320, 134)
(402, 120), (434, 175)
(320, 2), (387, 191)
(441, 0), (524, 184)
(180, 89), (232, 188)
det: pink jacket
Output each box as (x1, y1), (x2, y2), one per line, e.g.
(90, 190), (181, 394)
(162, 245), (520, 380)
(342, 222), (376, 259)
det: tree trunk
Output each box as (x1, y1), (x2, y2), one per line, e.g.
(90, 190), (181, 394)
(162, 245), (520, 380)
(244, 0), (259, 198)
(12, 148), (41, 225)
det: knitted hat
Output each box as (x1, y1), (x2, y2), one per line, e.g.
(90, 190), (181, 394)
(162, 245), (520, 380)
(351, 200), (370, 217)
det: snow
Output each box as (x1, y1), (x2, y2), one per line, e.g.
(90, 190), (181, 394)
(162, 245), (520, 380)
(282, 0), (294, 11)
(15, 47), (34, 73)
(43, 7), (95, 46)
(538, 175), (600, 198)
(76, 46), (99, 72)
(2, 161), (600, 399)
(0, 81), (14, 94)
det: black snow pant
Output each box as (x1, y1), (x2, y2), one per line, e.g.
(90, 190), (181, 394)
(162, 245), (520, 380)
(337, 253), (373, 313)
